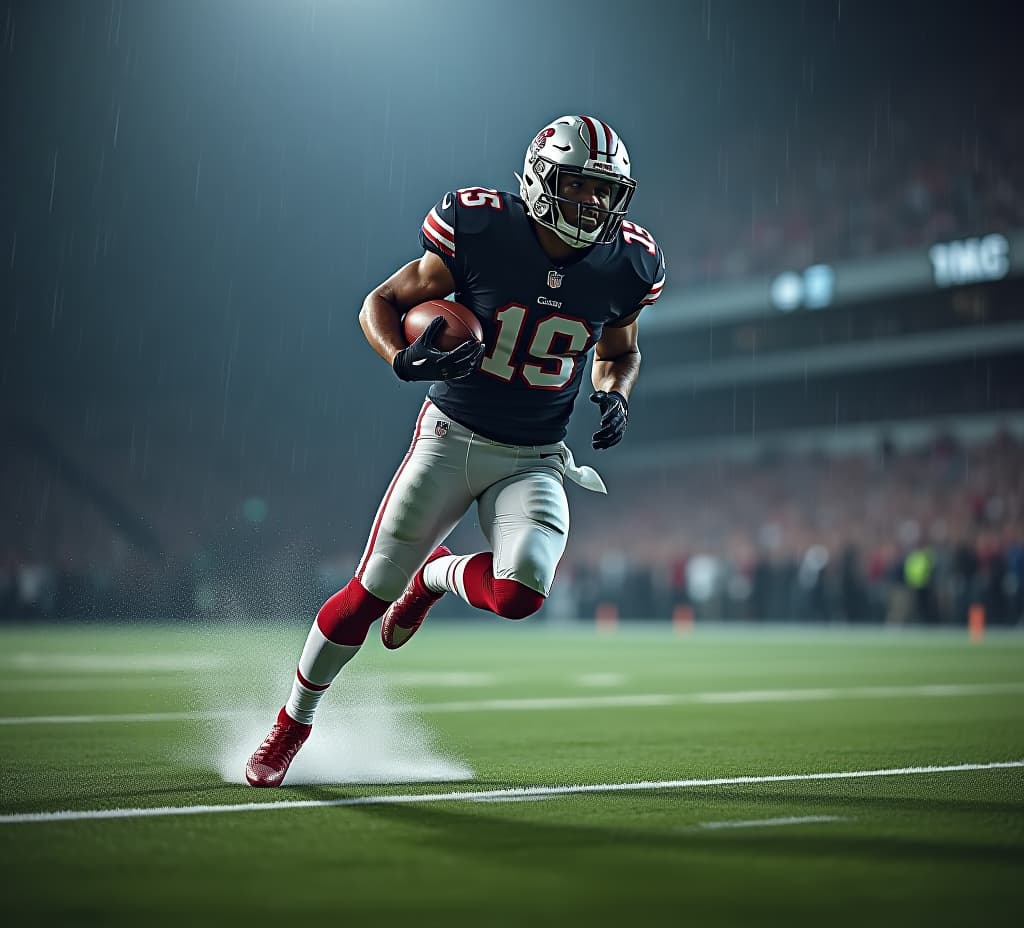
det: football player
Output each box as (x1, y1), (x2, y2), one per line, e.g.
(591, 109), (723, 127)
(246, 115), (666, 786)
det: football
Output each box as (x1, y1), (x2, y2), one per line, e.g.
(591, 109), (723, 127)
(402, 300), (484, 352)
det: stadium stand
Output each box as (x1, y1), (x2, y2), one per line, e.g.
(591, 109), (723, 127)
(4, 97), (1023, 629)
(666, 106), (1024, 284)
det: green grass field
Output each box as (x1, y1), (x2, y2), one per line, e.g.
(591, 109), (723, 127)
(2, 620), (1023, 927)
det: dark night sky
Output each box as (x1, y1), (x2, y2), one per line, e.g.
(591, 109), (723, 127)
(1, 0), (1020, 475)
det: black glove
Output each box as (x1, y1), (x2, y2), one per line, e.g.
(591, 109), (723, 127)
(393, 316), (485, 382)
(590, 390), (629, 450)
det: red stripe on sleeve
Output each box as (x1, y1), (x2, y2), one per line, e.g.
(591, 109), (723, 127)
(421, 220), (455, 257)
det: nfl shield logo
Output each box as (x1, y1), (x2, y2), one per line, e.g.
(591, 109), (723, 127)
(547, 270), (563, 289)
(435, 420), (450, 437)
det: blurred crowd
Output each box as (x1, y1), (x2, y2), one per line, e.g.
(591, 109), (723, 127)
(2, 429), (1022, 629)
(561, 430), (1024, 627)
(669, 106), (1024, 283)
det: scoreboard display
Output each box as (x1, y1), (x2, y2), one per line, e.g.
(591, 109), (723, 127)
(645, 229), (1023, 332)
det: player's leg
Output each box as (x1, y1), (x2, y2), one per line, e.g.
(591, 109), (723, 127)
(422, 470), (569, 619)
(282, 578), (388, 727)
(247, 403), (474, 785)
(288, 404), (474, 711)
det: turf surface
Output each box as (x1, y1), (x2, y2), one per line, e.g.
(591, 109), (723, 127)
(1, 621), (1022, 926)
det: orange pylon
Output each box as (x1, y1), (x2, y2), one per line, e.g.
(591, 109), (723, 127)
(672, 603), (695, 635)
(595, 602), (619, 634)
(968, 603), (986, 643)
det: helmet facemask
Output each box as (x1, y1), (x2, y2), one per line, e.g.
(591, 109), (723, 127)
(532, 160), (635, 247)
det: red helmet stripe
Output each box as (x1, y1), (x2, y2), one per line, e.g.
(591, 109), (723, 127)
(598, 119), (614, 155)
(579, 115), (599, 159)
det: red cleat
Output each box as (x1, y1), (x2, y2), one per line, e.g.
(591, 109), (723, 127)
(381, 545), (451, 650)
(245, 707), (312, 788)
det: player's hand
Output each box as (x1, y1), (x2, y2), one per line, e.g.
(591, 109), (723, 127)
(590, 390), (629, 449)
(393, 316), (486, 382)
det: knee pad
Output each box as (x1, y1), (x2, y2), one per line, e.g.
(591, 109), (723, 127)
(492, 579), (545, 620)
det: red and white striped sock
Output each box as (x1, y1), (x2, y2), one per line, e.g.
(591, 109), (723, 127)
(422, 552), (544, 620)
(422, 553), (478, 599)
(284, 579), (388, 725)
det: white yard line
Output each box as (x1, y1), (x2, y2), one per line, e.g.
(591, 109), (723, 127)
(470, 795), (556, 803)
(1, 760), (1019, 825)
(394, 681), (1024, 711)
(696, 814), (849, 830)
(0, 672), (498, 692)
(2, 682), (1023, 726)
(574, 673), (627, 687)
(387, 672), (498, 687)
(0, 711), (228, 726)
(0, 654), (226, 672)
(0, 678), (199, 692)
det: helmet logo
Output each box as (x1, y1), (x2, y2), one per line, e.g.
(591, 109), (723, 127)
(531, 127), (556, 154)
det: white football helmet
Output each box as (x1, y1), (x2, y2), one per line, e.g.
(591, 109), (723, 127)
(518, 115), (636, 248)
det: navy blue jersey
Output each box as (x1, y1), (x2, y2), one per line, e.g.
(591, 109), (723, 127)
(418, 188), (666, 445)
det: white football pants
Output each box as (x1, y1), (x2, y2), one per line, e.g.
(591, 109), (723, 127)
(355, 399), (598, 602)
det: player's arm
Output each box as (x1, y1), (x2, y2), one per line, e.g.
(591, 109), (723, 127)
(592, 314), (641, 400)
(588, 312), (642, 450)
(358, 251), (456, 366)
(359, 251), (484, 382)
(588, 232), (666, 449)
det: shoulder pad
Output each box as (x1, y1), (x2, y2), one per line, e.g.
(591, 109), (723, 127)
(420, 191), (457, 258)
(619, 219), (666, 306)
